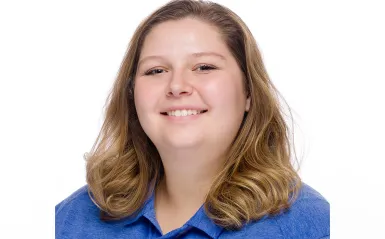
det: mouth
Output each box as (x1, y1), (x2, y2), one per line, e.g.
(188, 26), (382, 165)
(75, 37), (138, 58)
(160, 109), (208, 117)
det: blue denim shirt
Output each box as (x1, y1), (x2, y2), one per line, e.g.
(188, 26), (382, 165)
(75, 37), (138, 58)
(55, 183), (329, 239)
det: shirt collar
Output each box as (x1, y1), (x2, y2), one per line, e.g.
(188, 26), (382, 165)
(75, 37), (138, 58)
(111, 191), (154, 226)
(185, 204), (224, 239)
(117, 190), (224, 238)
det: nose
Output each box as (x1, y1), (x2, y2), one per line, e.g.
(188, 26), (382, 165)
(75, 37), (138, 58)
(166, 71), (193, 98)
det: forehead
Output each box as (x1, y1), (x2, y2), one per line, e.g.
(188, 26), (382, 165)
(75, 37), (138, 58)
(140, 18), (230, 58)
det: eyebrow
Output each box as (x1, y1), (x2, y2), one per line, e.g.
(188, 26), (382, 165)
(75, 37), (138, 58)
(191, 51), (226, 60)
(137, 51), (226, 67)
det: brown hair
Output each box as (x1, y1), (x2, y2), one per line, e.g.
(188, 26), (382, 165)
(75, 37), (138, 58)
(86, 0), (301, 230)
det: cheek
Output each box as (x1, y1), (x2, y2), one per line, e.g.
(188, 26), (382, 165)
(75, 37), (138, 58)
(134, 80), (161, 111)
(134, 82), (158, 137)
(134, 82), (155, 126)
(202, 75), (246, 112)
(134, 83), (145, 113)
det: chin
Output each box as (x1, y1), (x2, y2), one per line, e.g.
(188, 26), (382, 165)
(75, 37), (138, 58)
(159, 135), (204, 150)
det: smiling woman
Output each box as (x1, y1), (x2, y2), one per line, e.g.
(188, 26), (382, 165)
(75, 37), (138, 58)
(55, 0), (329, 238)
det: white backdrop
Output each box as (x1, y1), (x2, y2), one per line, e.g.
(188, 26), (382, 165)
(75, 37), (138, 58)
(0, 0), (384, 238)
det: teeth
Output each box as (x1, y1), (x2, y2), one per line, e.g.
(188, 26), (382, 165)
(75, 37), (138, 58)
(166, 109), (204, 117)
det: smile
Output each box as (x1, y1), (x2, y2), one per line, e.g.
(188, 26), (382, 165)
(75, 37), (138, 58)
(160, 109), (208, 117)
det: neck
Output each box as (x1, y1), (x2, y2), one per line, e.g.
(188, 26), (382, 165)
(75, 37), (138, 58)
(155, 148), (225, 210)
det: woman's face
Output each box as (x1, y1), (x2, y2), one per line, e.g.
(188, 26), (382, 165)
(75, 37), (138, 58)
(134, 18), (250, 153)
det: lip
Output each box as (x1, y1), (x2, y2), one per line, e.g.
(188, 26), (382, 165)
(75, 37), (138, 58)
(159, 106), (208, 121)
(160, 106), (208, 113)
(160, 111), (207, 121)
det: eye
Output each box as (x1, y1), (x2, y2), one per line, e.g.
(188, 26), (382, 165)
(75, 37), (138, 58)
(144, 68), (167, 76)
(195, 64), (217, 72)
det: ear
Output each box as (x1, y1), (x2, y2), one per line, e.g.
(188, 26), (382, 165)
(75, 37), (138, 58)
(245, 97), (250, 112)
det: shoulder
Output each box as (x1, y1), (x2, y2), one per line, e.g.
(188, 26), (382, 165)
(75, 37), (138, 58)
(55, 185), (97, 216)
(225, 183), (329, 239)
(56, 185), (90, 212)
(55, 185), (101, 238)
(272, 183), (330, 239)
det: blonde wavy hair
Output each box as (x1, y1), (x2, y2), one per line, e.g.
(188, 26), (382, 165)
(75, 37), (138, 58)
(86, 0), (302, 230)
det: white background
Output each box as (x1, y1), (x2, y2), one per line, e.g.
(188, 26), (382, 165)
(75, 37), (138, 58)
(0, 0), (384, 238)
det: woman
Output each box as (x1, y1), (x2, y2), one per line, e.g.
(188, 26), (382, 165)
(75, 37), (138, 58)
(55, 0), (330, 238)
